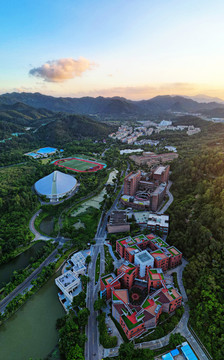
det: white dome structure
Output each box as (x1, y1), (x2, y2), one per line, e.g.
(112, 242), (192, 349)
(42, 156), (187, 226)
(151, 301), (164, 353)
(34, 170), (77, 202)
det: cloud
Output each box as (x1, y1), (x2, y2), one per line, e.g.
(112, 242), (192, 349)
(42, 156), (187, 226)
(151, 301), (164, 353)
(29, 57), (94, 82)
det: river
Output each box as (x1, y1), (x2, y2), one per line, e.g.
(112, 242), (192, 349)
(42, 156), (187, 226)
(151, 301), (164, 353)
(0, 273), (64, 360)
(0, 241), (46, 288)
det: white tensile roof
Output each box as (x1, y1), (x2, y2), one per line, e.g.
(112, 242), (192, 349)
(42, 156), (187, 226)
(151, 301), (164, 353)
(35, 170), (77, 197)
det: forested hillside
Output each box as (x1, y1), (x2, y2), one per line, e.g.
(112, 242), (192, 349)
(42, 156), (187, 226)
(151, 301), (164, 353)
(36, 114), (114, 145)
(1, 92), (224, 117)
(0, 163), (55, 264)
(167, 150), (224, 359)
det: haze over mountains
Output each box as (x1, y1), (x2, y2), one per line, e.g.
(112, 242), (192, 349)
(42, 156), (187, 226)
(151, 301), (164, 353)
(1, 92), (224, 118)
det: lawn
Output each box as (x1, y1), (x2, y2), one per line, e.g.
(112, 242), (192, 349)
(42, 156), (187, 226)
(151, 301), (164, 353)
(95, 253), (101, 283)
(60, 158), (94, 171)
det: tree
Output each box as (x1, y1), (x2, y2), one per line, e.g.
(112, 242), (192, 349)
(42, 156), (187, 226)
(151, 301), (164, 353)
(78, 308), (90, 327)
(119, 342), (135, 360)
(67, 344), (85, 360)
(85, 255), (91, 264)
(94, 298), (106, 311)
(169, 332), (185, 348)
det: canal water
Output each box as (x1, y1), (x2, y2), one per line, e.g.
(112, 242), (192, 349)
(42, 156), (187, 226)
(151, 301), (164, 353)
(39, 216), (55, 236)
(0, 273), (64, 360)
(0, 241), (46, 288)
(72, 169), (118, 217)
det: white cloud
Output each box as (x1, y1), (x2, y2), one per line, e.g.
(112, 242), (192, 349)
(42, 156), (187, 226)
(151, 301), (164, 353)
(29, 57), (94, 82)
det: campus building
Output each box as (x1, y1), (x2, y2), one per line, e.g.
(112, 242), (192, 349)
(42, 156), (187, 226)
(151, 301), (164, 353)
(70, 251), (86, 275)
(107, 210), (130, 234)
(101, 233), (183, 339)
(34, 170), (77, 202)
(147, 268), (165, 292)
(123, 171), (141, 196)
(111, 282), (182, 340)
(152, 165), (170, 183)
(147, 214), (169, 234)
(117, 263), (139, 289)
(121, 166), (170, 212)
(134, 250), (154, 277)
(55, 271), (80, 303)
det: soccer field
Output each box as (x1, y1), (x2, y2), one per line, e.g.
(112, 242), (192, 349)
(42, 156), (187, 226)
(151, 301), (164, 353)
(62, 158), (94, 170)
(53, 157), (106, 172)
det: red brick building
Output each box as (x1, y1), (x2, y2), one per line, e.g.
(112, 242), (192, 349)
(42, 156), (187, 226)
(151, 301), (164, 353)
(168, 246), (182, 268)
(152, 165), (170, 183)
(117, 263), (139, 289)
(123, 171), (141, 196)
(100, 274), (121, 300)
(150, 249), (170, 272)
(147, 268), (165, 292)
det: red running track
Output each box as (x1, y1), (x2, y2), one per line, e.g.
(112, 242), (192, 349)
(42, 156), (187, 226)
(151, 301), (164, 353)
(53, 157), (105, 172)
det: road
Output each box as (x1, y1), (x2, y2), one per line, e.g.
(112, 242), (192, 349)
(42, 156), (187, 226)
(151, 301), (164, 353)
(85, 183), (124, 360)
(0, 248), (58, 313)
(29, 209), (52, 241)
(158, 180), (174, 214)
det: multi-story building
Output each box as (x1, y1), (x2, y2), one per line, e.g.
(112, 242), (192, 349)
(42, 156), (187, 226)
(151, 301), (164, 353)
(168, 246), (182, 268)
(124, 171), (141, 196)
(147, 268), (165, 292)
(117, 263), (138, 289)
(111, 282), (182, 340)
(151, 182), (167, 212)
(102, 233), (183, 340)
(147, 214), (169, 234)
(152, 165), (170, 183)
(122, 166), (169, 212)
(150, 249), (170, 272)
(134, 250), (154, 277)
(107, 210), (130, 234)
(116, 234), (155, 261)
(55, 271), (80, 304)
(100, 273), (122, 300)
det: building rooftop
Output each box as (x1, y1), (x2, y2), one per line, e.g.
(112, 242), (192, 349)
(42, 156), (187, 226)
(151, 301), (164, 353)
(154, 166), (166, 175)
(148, 214), (169, 227)
(109, 210), (127, 225)
(168, 246), (182, 256)
(101, 274), (116, 286)
(148, 268), (164, 280)
(152, 182), (166, 196)
(112, 289), (129, 304)
(149, 236), (169, 249)
(150, 250), (169, 260)
(57, 271), (79, 289)
(135, 250), (154, 264)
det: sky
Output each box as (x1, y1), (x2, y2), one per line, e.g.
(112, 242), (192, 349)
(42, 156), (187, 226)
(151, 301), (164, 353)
(1, 0), (224, 100)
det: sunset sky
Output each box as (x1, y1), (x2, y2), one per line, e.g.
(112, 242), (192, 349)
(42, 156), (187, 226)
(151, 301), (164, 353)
(1, 0), (224, 100)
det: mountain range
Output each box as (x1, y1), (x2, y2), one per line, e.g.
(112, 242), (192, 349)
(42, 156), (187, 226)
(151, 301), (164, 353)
(1, 92), (224, 118)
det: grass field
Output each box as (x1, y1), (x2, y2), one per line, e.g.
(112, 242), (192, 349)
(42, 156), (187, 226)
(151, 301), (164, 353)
(53, 157), (106, 172)
(62, 158), (94, 170)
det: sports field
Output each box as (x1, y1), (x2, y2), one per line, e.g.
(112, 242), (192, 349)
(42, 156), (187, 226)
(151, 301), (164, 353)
(53, 157), (106, 172)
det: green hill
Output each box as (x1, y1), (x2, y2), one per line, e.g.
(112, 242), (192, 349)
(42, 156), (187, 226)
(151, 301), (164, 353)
(36, 114), (115, 145)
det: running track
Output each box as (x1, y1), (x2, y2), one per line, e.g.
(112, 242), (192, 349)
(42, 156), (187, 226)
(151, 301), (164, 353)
(53, 157), (106, 172)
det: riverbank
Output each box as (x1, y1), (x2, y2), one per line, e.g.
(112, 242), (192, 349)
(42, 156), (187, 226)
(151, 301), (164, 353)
(0, 270), (64, 360)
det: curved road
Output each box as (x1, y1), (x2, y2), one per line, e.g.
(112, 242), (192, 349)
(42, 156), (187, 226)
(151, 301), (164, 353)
(29, 209), (52, 241)
(158, 180), (174, 214)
